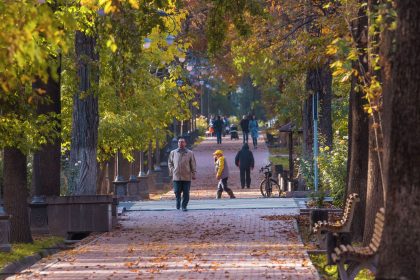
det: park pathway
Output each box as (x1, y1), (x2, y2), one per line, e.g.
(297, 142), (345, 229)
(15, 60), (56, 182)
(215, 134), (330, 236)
(11, 209), (318, 280)
(8, 134), (319, 279)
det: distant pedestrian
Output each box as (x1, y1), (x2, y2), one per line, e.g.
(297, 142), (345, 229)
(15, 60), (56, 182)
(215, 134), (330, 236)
(168, 138), (197, 211)
(239, 115), (250, 143)
(209, 115), (215, 137)
(223, 116), (230, 136)
(235, 143), (255, 189)
(213, 116), (224, 144)
(249, 115), (259, 148)
(213, 150), (236, 199)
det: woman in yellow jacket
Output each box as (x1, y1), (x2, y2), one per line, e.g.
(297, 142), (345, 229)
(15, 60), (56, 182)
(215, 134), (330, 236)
(213, 150), (236, 199)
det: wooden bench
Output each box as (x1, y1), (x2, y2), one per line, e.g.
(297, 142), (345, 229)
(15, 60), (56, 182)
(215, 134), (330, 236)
(330, 208), (385, 280)
(312, 193), (360, 247)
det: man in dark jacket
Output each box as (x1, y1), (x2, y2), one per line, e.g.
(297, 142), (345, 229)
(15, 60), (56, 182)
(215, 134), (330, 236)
(239, 115), (250, 143)
(213, 115), (224, 144)
(235, 143), (255, 188)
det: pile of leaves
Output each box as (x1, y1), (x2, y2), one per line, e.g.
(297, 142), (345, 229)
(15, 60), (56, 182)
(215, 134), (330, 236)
(260, 215), (297, 221)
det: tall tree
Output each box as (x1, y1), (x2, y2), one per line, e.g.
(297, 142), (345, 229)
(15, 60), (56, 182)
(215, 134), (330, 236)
(32, 67), (61, 197)
(3, 148), (32, 243)
(363, 117), (383, 244)
(69, 31), (99, 195)
(318, 64), (333, 148)
(363, 0), (384, 245)
(346, 0), (369, 242)
(377, 1), (420, 278)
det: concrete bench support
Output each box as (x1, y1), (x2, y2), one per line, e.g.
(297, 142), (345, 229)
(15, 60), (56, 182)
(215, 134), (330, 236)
(46, 195), (113, 237)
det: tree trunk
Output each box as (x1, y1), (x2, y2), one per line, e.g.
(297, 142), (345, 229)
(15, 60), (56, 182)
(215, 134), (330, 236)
(346, 77), (369, 242)
(303, 70), (314, 160)
(346, 0), (370, 241)
(305, 64), (333, 152)
(318, 64), (333, 148)
(32, 67), (61, 197)
(363, 116), (383, 245)
(363, 0), (384, 246)
(302, 96), (313, 159)
(3, 148), (33, 243)
(69, 31), (99, 195)
(377, 1), (420, 278)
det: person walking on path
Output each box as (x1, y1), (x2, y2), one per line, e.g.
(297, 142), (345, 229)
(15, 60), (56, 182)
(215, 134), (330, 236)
(249, 115), (259, 149)
(240, 115), (250, 143)
(213, 115), (224, 144)
(213, 150), (236, 199)
(168, 138), (197, 211)
(235, 143), (255, 189)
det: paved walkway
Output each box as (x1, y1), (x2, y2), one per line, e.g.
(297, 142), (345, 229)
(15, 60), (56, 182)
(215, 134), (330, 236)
(8, 134), (319, 279)
(12, 209), (318, 279)
(120, 198), (299, 211)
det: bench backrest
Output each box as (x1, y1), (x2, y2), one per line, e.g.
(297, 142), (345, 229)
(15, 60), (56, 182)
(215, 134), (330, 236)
(339, 193), (360, 231)
(368, 207), (385, 253)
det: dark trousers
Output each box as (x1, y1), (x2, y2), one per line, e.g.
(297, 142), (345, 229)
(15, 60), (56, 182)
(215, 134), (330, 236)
(252, 137), (258, 148)
(240, 168), (251, 188)
(242, 132), (249, 143)
(173, 181), (191, 209)
(216, 131), (222, 144)
(217, 178), (235, 198)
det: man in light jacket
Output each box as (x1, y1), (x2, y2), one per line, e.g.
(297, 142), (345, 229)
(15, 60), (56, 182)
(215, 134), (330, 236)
(168, 138), (197, 211)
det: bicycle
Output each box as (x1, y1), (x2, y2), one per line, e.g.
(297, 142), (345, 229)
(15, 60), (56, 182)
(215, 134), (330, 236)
(259, 164), (283, 197)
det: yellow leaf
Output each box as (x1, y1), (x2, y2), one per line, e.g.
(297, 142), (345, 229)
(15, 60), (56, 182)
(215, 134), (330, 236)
(340, 72), (351, 83)
(104, 2), (116, 14)
(326, 45), (338, 55)
(128, 0), (139, 9)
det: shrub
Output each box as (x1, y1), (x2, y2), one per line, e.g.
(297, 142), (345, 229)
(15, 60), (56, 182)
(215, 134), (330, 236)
(318, 132), (348, 207)
(195, 116), (208, 136)
(297, 132), (348, 207)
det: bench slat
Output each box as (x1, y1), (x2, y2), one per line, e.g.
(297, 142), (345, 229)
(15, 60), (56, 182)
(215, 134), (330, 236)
(369, 243), (379, 252)
(334, 247), (342, 255)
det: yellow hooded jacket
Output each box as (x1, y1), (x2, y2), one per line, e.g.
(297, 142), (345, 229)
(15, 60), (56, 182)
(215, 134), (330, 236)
(215, 155), (229, 179)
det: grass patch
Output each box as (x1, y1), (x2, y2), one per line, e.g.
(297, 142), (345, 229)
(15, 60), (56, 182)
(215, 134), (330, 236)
(0, 236), (63, 269)
(268, 156), (289, 169)
(309, 253), (374, 280)
(268, 147), (289, 155)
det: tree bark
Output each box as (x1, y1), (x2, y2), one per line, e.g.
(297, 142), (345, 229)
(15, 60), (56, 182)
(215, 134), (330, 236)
(32, 67), (61, 197)
(3, 148), (33, 243)
(302, 94), (313, 159)
(69, 31), (99, 195)
(318, 64), (333, 148)
(363, 116), (383, 245)
(363, 0), (384, 246)
(377, 1), (420, 278)
(346, 0), (369, 242)
(305, 64), (333, 153)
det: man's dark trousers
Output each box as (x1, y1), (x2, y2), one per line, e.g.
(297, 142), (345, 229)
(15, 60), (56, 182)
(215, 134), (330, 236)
(240, 168), (251, 188)
(173, 181), (191, 209)
(242, 132), (249, 143)
(216, 131), (222, 144)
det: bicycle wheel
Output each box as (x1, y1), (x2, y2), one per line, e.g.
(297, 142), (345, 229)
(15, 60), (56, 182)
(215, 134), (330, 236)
(269, 179), (282, 197)
(260, 179), (268, 197)
(260, 179), (282, 198)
